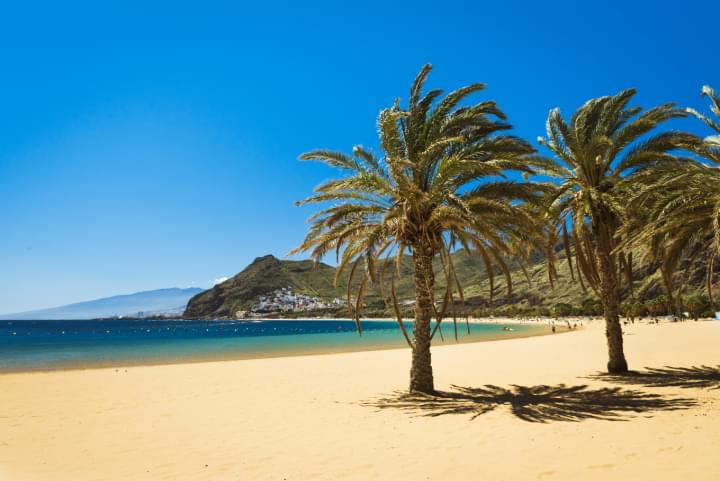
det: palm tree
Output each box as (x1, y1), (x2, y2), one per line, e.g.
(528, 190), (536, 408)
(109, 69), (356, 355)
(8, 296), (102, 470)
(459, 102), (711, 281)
(538, 89), (693, 373)
(293, 64), (547, 393)
(625, 86), (720, 306)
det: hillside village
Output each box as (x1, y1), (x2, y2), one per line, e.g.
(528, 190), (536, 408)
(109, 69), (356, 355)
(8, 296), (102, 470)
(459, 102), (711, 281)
(250, 287), (346, 314)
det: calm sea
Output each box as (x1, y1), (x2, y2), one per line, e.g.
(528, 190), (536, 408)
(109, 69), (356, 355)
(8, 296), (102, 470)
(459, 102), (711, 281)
(0, 319), (547, 372)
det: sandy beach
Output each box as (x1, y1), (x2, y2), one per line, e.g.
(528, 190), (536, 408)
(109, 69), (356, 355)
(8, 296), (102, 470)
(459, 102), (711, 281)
(1, 320), (718, 481)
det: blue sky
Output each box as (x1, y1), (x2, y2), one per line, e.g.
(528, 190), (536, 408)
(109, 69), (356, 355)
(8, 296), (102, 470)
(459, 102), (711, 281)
(0, 1), (717, 313)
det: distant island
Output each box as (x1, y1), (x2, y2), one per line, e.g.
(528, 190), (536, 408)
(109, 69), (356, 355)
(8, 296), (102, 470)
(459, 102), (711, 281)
(0, 288), (203, 321)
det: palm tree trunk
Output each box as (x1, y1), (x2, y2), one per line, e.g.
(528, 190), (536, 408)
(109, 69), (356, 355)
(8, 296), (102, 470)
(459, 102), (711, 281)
(661, 268), (677, 316)
(410, 244), (435, 393)
(596, 230), (629, 373)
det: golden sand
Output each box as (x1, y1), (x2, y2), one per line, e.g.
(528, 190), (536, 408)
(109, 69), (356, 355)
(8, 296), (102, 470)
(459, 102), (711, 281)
(1, 320), (718, 481)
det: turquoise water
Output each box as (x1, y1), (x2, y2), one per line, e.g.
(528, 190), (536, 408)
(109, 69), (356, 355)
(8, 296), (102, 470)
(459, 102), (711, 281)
(0, 319), (547, 372)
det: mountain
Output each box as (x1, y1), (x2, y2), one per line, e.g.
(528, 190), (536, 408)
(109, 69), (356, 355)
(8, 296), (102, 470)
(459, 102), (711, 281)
(184, 255), (345, 318)
(184, 252), (720, 319)
(0, 288), (204, 320)
(184, 253), (513, 318)
(180, 252), (580, 319)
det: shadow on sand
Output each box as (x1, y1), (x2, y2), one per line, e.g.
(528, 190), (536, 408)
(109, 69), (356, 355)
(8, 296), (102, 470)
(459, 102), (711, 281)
(592, 365), (720, 390)
(362, 384), (696, 422)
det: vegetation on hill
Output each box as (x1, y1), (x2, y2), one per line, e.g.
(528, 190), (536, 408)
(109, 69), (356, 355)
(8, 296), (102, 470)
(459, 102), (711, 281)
(184, 253), (484, 319)
(184, 250), (719, 320)
(184, 255), (340, 318)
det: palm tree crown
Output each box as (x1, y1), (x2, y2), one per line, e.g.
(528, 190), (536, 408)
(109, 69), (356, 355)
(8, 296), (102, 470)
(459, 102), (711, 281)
(539, 89), (693, 267)
(295, 64), (547, 316)
(625, 86), (720, 304)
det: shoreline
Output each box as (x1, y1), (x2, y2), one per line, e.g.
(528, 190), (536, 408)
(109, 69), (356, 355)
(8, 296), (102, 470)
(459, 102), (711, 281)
(13, 316), (703, 376)
(0, 321), (569, 375)
(248, 316), (581, 324)
(1, 315), (599, 324)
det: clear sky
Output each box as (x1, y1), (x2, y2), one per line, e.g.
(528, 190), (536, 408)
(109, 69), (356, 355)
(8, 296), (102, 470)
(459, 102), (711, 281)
(0, 1), (717, 313)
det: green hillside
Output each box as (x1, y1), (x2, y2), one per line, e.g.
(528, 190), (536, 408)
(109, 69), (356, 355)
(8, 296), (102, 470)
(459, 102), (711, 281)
(184, 253), (487, 318)
(184, 251), (720, 319)
(184, 255), (339, 318)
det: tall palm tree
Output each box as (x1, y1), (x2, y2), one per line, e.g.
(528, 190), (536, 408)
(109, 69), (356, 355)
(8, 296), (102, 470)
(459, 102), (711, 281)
(624, 86), (719, 306)
(292, 64), (547, 393)
(538, 89), (693, 373)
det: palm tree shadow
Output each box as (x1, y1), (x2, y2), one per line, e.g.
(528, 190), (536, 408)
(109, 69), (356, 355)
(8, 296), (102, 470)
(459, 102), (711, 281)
(592, 365), (720, 390)
(362, 384), (695, 422)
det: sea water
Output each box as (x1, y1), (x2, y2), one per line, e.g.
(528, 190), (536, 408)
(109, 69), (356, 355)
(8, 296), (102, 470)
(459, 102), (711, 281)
(0, 319), (547, 372)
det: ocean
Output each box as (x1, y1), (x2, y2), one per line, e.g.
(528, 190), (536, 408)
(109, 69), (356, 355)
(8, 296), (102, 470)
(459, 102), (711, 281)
(0, 319), (548, 372)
